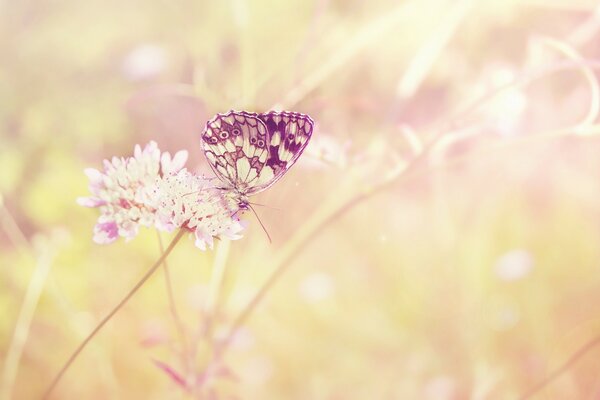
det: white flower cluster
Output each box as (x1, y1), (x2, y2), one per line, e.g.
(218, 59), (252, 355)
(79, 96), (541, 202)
(150, 170), (245, 250)
(77, 141), (244, 250)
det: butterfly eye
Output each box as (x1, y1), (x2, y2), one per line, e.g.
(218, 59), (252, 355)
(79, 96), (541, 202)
(232, 128), (241, 136)
(250, 137), (257, 144)
(257, 139), (265, 147)
(210, 137), (218, 144)
(219, 131), (229, 139)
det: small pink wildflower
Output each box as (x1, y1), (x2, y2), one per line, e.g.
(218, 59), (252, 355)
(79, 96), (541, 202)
(150, 169), (245, 250)
(78, 141), (245, 249)
(78, 141), (187, 244)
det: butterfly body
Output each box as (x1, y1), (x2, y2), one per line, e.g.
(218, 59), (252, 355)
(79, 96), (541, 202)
(201, 110), (314, 211)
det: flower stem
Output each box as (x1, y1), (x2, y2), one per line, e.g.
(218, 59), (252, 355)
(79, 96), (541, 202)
(216, 138), (434, 360)
(189, 239), (231, 385)
(42, 229), (186, 400)
(156, 231), (190, 373)
(517, 334), (600, 400)
(204, 239), (231, 341)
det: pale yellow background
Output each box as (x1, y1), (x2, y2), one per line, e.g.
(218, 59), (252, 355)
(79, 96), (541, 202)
(2, 0), (600, 398)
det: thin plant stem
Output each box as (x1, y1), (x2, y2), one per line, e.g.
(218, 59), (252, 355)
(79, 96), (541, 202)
(215, 181), (382, 359)
(213, 53), (600, 362)
(517, 334), (600, 400)
(42, 229), (186, 400)
(203, 240), (231, 342)
(155, 230), (190, 375)
(216, 134), (435, 359)
(215, 60), (600, 361)
(0, 242), (55, 400)
(190, 240), (231, 374)
(212, 124), (600, 388)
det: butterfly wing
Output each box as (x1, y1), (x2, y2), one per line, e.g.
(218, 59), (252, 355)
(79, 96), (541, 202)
(249, 110), (314, 195)
(202, 110), (269, 191)
(201, 110), (314, 195)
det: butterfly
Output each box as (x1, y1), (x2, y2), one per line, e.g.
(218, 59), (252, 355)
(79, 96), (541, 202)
(201, 110), (314, 212)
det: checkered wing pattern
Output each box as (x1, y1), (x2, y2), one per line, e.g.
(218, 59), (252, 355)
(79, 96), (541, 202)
(201, 110), (314, 195)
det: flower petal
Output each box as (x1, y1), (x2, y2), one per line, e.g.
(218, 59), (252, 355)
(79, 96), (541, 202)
(169, 150), (188, 173)
(80, 141), (242, 248)
(93, 221), (119, 244)
(76, 196), (106, 208)
(194, 227), (214, 251)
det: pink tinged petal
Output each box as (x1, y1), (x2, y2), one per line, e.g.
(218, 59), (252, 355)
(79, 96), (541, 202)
(152, 359), (188, 390)
(143, 141), (160, 159)
(134, 144), (142, 159)
(93, 221), (119, 244)
(84, 168), (103, 184)
(84, 168), (105, 194)
(102, 174), (115, 188)
(102, 159), (113, 171)
(76, 196), (106, 208)
(221, 221), (245, 241)
(144, 141), (157, 152)
(116, 167), (130, 187)
(194, 227), (214, 251)
(194, 238), (207, 251)
(233, 219), (248, 236)
(160, 152), (173, 174)
(165, 150), (188, 174)
(119, 221), (139, 240)
(155, 216), (177, 233)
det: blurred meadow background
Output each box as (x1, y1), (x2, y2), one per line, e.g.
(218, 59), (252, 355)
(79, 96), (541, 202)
(3, 0), (600, 398)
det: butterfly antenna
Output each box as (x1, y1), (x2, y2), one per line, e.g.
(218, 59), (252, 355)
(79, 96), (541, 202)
(248, 204), (272, 244)
(248, 202), (281, 211)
